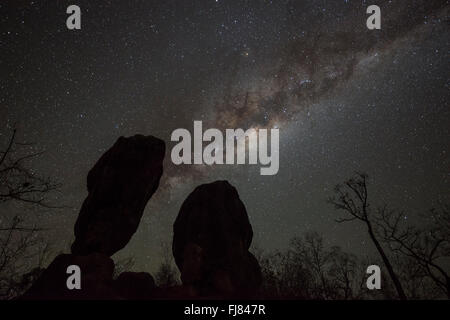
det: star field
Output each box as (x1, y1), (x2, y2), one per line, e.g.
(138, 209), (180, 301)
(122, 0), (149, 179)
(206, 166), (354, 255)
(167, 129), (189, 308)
(1, 0), (449, 273)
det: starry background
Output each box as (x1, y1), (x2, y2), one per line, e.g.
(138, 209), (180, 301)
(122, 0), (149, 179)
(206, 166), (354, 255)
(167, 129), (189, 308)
(1, 0), (449, 273)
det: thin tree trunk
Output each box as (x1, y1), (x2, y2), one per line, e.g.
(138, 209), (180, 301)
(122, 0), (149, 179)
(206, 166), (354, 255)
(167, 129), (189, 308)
(367, 223), (407, 300)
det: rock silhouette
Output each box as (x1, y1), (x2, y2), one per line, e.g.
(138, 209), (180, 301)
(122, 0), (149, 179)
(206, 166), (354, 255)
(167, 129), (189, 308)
(173, 180), (262, 297)
(71, 135), (165, 256)
(21, 254), (159, 300)
(113, 272), (156, 299)
(21, 136), (263, 300)
(22, 135), (165, 300)
(21, 253), (118, 300)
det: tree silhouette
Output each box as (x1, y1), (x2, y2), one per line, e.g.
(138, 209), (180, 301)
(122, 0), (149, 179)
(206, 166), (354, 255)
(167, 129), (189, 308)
(0, 128), (59, 299)
(0, 129), (59, 208)
(327, 246), (360, 300)
(258, 232), (367, 300)
(378, 205), (450, 298)
(328, 173), (407, 300)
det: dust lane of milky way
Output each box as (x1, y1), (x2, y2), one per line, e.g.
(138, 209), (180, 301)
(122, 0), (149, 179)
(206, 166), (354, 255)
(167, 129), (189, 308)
(0, 0), (448, 273)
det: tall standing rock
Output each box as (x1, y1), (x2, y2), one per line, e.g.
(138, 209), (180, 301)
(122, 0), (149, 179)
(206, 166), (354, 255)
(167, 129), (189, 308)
(71, 135), (165, 256)
(173, 180), (262, 297)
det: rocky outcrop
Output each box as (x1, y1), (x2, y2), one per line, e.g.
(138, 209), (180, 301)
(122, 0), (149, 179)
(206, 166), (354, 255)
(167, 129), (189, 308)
(113, 272), (156, 299)
(20, 253), (117, 300)
(22, 135), (166, 300)
(21, 136), (265, 300)
(21, 254), (160, 300)
(71, 135), (165, 256)
(172, 180), (262, 297)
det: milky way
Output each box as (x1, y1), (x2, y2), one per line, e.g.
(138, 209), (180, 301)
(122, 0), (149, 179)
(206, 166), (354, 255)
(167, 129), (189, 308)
(1, 0), (449, 273)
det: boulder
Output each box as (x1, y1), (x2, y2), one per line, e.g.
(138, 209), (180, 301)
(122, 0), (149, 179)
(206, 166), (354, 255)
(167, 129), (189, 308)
(71, 135), (165, 256)
(172, 180), (262, 297)
(21, 253), (117, 300)
(113, 272), (156, 300)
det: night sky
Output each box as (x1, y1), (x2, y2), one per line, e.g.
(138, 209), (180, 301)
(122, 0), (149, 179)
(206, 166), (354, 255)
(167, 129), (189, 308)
(1, 1), (449, 273)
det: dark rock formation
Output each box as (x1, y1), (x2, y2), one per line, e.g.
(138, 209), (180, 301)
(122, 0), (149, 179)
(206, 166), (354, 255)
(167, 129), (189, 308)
(21, 255), (159, 300)
(21, 139), (265, 300)
(172, 180), (262, 297)
(71, 135), (165, 256)
(113, 272), (156, 299)
(21, 253), (117, 300)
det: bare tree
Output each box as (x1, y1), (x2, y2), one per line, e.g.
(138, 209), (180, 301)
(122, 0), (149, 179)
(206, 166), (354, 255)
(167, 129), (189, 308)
(0, 129), (59, 208)
(0, 216), (42, 299)
(0, 128), (60, 299)
(291, 232), (334, 299)
(257, 247), (311, 299)
(390, 253), (438, 299)
(377, 205), (450, 298)
(257, 232), (364, 300)
(328, 246), (360, 300)
(328, 173), (407, 300)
